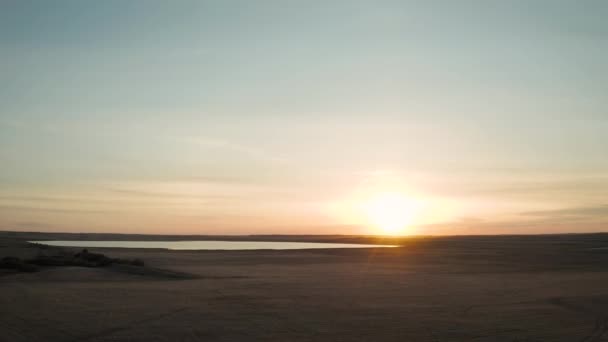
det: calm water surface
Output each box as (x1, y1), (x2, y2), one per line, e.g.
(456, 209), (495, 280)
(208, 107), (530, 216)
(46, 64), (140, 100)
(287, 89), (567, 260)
(31, 240), (396, 250)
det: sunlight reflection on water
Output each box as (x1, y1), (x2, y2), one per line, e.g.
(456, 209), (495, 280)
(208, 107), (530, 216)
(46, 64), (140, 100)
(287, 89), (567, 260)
(31, 240), (396, 250)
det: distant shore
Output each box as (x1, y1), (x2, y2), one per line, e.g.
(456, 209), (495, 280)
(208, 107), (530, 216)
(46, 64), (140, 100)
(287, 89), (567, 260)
(3, 229), (608, 246)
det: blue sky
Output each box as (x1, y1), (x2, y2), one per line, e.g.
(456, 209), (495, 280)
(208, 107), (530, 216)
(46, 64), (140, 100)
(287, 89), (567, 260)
(1, 1), (607, 234)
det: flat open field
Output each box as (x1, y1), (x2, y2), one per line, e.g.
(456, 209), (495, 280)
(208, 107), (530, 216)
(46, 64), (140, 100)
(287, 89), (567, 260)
(2, 232), (608, 341)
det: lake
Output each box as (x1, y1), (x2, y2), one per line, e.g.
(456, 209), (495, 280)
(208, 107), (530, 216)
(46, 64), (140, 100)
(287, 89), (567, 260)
(30, 240), (396, 250)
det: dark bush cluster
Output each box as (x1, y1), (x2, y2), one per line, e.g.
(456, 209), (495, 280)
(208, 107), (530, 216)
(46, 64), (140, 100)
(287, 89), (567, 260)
(71, 249), (114, 267)
(0, 256), (39, 272)
(0, 249), (144, 273)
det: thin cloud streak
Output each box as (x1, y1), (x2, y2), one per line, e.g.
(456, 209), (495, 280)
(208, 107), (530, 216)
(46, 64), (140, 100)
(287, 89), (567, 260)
(0, 205), (111, 214)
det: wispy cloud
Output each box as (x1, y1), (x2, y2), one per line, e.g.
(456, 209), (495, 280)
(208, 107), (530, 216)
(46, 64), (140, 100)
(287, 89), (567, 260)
(0, 205), (111, 214)
(105, 187), (242, 201)
(521, 205), (608, 220)
(183, 137), (288, 163)
(423, 204), (608, 235)
(0, 195), (114, 205)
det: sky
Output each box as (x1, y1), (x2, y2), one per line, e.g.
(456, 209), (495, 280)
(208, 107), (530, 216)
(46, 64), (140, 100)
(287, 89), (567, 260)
(1, 0), (607, 235)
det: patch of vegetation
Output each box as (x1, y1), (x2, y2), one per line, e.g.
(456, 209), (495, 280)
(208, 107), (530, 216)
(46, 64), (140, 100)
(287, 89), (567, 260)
(0, 249), (144, 273)
(0, 256), (39, 272)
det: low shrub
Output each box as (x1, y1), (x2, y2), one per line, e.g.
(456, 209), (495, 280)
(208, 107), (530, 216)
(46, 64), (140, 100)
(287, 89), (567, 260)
(0, 256), (39, 272)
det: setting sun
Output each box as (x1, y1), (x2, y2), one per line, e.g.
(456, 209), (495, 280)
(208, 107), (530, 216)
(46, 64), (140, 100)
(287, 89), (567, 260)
(361, 192), (423, 235)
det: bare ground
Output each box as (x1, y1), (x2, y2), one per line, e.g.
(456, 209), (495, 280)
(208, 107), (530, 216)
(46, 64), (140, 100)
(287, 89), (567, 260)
(1, 232), (608, 341)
